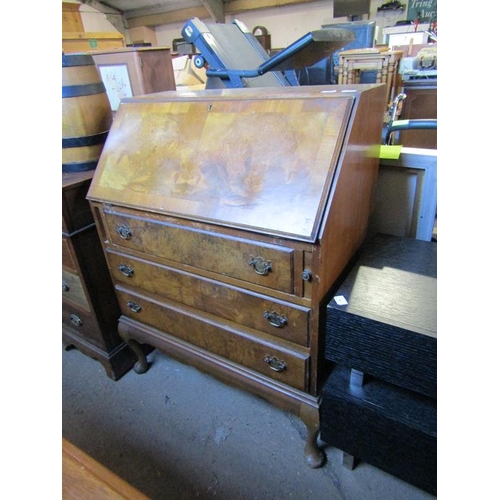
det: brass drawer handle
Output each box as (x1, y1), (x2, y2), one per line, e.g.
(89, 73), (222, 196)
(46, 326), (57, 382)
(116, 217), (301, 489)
(127, 301), (142, 313)
(263, 310), (287, 328)
(62, 280), (70, 292)
(249, 256), (272, 276)
(116, 224), (132, 240)
(118, 264), (134, 277)
(264, 355), (287, 372)
(69, 314), (82, 327)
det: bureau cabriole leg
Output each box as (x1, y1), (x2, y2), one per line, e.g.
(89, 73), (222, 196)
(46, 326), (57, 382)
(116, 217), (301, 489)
(128, 338), (150, 374)
(118, 322), (150, 374)
(300, 403), (324, 468)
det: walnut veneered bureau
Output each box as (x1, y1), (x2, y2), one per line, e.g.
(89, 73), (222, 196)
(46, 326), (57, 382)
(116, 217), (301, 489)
(86, 84), (386, 466)
(62, 171), (135, 380)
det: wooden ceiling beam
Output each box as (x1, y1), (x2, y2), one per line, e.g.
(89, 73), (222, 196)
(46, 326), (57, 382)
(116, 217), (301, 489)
(201, 0), (225, 22)
(126, 6), (211, 28)
(79, 0), (133, 43)
(80, 0), (317, 29)
(224, 0), (319, 15)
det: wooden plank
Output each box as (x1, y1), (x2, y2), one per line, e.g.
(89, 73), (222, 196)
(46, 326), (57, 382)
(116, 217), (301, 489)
(62, 32), (125, 53)
(62, 438), (149, 499)
(224, 0), (319, 14)
(62, 31), (125, 41)
(62, 2), (84, 32)
(201, 0), (225, 22)
(125, 0), (319, 27)
(62, 2), (81, 12)
(126, 6), (210, 28)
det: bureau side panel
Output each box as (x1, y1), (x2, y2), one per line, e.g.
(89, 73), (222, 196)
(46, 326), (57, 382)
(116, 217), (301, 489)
(311, 85), (386, 394)
(315, 85), (386, 301)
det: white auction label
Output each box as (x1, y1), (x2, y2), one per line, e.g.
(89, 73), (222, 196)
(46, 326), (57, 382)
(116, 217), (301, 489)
(334, 295), (348, 306)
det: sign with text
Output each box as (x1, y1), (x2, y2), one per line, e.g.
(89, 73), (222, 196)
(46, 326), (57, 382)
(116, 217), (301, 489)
(407, 0), (437, 23)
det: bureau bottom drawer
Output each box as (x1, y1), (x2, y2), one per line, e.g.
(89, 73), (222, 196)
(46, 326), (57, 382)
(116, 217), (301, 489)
(116, 286), (309, 391)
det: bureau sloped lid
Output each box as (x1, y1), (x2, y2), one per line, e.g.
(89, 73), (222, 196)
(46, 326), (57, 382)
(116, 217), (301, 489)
(88, 89), (354, 242)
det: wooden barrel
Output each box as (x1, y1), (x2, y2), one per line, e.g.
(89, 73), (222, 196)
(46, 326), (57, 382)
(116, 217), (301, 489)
(62, 53), (112, 172)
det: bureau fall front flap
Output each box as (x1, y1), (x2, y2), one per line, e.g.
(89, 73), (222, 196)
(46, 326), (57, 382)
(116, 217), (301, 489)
(87, 87), (355, 242)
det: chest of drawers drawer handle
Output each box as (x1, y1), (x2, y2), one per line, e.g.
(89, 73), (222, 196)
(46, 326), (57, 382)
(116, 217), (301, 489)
(264, 355), (287, 372)
(127, 301), (142, 313)
(263, 310), (287, 328)
(69, 314), (83, 327)
(116, 224), (132, 240)
(62, 280), (70, 292)
(118, 264), (134, 277)
(301, 269), (312, 282)
(248, 256), (272, 276)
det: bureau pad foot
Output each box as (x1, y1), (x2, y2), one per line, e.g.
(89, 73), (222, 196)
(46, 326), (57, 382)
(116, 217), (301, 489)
(129, 338), (150, 374)
(300, 403), (324, 468)
(120, 336), (150, 374)
(118, 321), (150, 374)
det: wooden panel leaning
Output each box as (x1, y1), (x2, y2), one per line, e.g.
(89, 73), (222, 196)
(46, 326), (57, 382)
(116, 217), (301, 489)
(62, 438), (149, 499)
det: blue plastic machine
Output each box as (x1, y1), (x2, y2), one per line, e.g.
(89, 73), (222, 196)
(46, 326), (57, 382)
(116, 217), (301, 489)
(181, 17), (355, 89)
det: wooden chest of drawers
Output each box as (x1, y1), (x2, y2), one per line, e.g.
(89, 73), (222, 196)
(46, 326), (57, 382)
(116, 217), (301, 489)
(87, 84), (386, 466)
(62, 171), (135, 380)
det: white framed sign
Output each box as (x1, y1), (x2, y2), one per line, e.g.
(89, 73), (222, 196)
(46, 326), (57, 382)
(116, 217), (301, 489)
(97, 63), (133, 111)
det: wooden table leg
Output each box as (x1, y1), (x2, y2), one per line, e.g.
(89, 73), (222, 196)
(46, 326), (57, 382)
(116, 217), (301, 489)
(338, 60), (345, 84)
(347, 61), (354, 85)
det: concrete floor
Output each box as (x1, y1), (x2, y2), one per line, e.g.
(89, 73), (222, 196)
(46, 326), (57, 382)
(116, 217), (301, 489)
(62, 347), (436, 500)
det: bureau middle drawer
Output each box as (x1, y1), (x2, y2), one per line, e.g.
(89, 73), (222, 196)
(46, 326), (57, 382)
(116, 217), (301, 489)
(116, 286), (309, 391)
(62, 269), (90, 311)
(104, 212), (294, 293)
(107, 250), (310, 347)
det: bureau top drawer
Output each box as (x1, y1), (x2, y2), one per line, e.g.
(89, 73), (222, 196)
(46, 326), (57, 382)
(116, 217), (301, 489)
(104, 211), (295, 293)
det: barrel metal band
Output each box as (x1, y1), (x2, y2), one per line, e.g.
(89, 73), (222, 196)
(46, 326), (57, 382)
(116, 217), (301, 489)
(62, 131), (109, 149)
(62, 54), (95, 67)
(62, 160), (98, 173)
(62, 82), (107, 98)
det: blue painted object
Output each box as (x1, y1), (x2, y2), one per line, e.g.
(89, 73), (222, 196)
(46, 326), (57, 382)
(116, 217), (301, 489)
(181, 17), (354, 89)
(297, 20), (377, 86)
